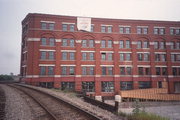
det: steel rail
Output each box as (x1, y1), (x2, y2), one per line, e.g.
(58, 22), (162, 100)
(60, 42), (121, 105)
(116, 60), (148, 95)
(8, 84), (58, 120)
(13, 84), (102, 120)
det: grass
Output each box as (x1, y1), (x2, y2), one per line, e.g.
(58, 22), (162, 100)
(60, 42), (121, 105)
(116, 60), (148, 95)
(128, 112), (169, 120)
(50, 88), (77, 98)
(118, 111), (169, 120)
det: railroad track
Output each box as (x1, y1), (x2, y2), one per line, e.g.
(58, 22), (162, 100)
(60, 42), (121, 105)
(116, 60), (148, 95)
(9, 84), (101, 120)
(0, 86), (6, 120)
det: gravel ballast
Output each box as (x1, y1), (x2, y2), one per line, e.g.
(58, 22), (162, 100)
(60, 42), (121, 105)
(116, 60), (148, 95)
(0, 84), (34, 120)
(22, 84), (122, 120)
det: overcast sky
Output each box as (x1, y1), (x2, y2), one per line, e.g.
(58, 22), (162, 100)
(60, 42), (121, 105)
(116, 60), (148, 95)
(0, 0), (180, 75)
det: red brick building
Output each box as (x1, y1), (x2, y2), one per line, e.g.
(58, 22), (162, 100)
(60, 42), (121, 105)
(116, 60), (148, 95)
(21, 13), (180, 96)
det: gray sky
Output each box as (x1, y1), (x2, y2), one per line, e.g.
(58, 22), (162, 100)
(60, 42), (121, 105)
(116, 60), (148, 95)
(0, 0), (180, 75)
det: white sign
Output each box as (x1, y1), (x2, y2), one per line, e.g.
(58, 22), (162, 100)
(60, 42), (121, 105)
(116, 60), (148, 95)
(77, 17), (91, 32)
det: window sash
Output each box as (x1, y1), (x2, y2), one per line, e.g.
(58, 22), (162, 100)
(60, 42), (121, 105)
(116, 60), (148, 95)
(41, 51), (46, 59)
(70, 24), (75, 31)
(49, 52), (54, 60)
(49, 38), (55, 46)
(49, 23), (54, 30)
(48, 66), (54, 75)
(101, 40), (106, 48)
(40, 66), (46, 75)
(69, 52), (75, 60)
(82, 53), (87, 60)
(62, 52), (67, 60)
(41, 38), (47, 45)
(119, 40), (124, 48)
(62, 24), (67, 31)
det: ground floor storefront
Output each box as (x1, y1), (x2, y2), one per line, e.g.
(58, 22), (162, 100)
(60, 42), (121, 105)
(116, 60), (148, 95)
(21, 76), (180, 96)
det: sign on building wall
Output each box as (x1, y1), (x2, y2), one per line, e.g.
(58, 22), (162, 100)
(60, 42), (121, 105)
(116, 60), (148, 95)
(77, 17), (91, 32)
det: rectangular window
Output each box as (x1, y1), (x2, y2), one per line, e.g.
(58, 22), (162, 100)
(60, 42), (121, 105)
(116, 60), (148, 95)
(41, 38), (47, 45)
(62, 52), (67, 60)
(175, 29), (180, 35)
(138, 67), (144, 75)
(160, 28), (165, 35)
(172, 68), (177, 76)
(82, 67), (87, 75)
(62, 67), (67, 75)
(126, 40), (130, 48)
(156, 67), (161, 75)
(154, 28), (158, 34)
(91, 25), (94, 32)
(145, 68), (150, 75)
(82, 40), (87, 47)
(170, 42), (175, 49)
(177, 54), (180, 61)
(102, 82), (114, 92)
(119, 40), (124, 48)
(41, 23), (46, 29)
(125, 27), (130, 34)
(120, 67), (125, 75)
(161, 54), (166, 61)
(70, 24), (75, 32)
(82, 53), (87, 60)
(41, 51), (46, 59)
(170, 28), (174, 35)
(127, 67), (132, 75)
(62, 39), (67, 46)
(108, 40), (112, 48)
(101, 40), (106, 48)
(101, 53), (106, 60)
(108, 53), (113, 61)
(137, 41), (142, 48)
(48, 66), (54, 75)
(144, 53), (149, 61)
(171, 54), (175, 61)
(69, 52), (75, 60)
(137, 27), (142, 34)
(154, 41), (158, 49)
(62, 24), (67, 31)
(49, 23), (54, 30)
(61, 82), (75, 91)
(48, 51), (54, 60)
(89, 40), (94, 47)
(138, 53), (143, 61)
(40, 66), (46, 75)
(107, 26), (112, 33)
(120, 53), (124, 61)
(102, 67), (106, 75)
(89, 53), (94, 60)
(82, 82), (95, 92)
(176, 42), (180, 49)
(162, 67), (167, 75)
(155, 54), (160, 61)
(139, 81), (151, 89)
(143, 28), (148, 34)
(69, 66), (75, 75)
(49, 38), (55, 46)
(119, 27), (124, 33)
(108, 67), (113, 75)
(120, 81), (133, 90)
(143, 41), (149, 48)
(101, 26), (106, 33)
(126, 53), (131, 61)
(70, 39), (74, 47)
(160, 42), (165, 49)
(89, 67), (94, 75)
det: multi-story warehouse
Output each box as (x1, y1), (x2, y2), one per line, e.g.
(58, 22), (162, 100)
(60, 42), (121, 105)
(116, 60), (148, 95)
(21, 13), (180, 96)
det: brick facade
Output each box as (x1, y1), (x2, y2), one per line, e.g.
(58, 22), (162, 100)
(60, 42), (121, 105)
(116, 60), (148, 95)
(20, 13), (180, 96)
